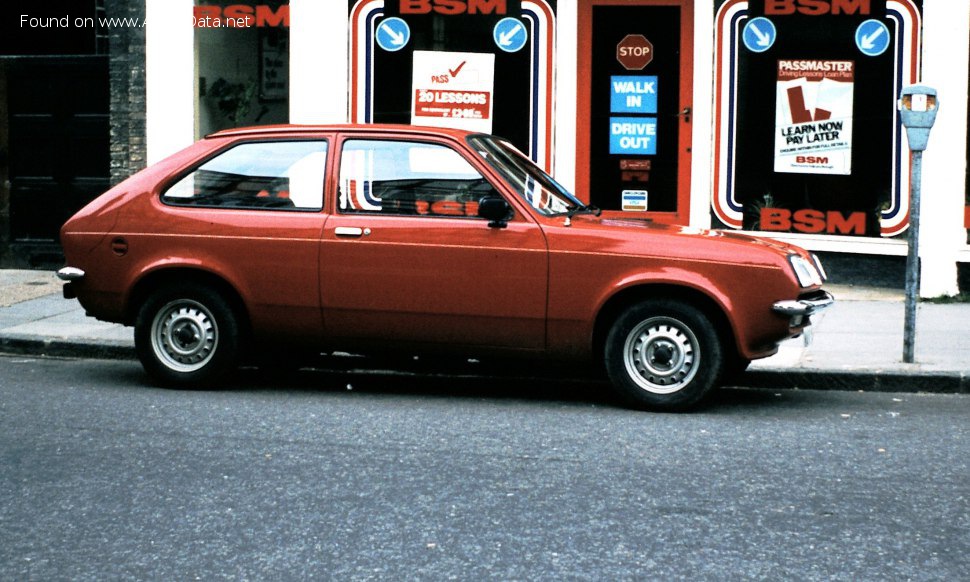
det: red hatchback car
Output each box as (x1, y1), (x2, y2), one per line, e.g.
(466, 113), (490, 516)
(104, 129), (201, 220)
(58, 124), (832, 410)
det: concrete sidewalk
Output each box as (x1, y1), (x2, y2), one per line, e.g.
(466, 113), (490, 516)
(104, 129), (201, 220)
(0, 269), (967, 393)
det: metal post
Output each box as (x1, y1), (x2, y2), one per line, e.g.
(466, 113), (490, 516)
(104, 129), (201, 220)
(898, 84), (938, 364)
(903, 150), (921, 363)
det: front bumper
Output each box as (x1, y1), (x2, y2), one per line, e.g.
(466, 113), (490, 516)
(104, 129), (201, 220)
(56, 266), (86, 281)
(773, 289), (835, 320)
(57, 266), (85, 300)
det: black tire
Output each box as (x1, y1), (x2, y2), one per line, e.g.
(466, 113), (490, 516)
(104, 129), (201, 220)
(604, 299), (724, 412)
(134, 283), (242, 387)
(723, 354), (752, 383)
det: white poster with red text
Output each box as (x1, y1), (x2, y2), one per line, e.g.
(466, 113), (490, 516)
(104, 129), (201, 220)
(411, 51), (495, 133)
(774, 59), (855, 175)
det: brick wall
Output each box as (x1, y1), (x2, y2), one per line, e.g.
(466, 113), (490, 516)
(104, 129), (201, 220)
(106, 0), (147, 186)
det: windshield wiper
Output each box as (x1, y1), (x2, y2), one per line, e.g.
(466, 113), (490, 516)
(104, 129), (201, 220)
(564, 203), (601, 226)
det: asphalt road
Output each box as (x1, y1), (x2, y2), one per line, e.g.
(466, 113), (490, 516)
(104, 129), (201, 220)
(1, 355), (968, 581)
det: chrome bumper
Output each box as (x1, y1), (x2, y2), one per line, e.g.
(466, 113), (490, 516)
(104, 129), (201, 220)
(773, 290), (835, 317)
(57, 267), (85, 299)
(57, 267), (86, 281)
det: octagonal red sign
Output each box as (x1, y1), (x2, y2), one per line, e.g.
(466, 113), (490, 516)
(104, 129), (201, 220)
(616, 34), (654, 70)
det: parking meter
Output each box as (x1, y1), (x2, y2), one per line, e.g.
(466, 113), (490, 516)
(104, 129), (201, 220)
(897, 84), (939, 363)
(898, 85), (939, 151)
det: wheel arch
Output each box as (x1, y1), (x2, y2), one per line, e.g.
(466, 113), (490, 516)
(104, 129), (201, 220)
(592, 283), (739, 365)
(125, 267), (250, 329)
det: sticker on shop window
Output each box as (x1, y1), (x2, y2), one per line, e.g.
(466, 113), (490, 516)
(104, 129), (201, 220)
(622, 190), (648, 211)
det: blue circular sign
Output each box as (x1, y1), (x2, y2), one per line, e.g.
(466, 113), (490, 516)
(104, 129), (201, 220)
(855, 19), (890, 57)
(376, 17), (410, 52)
(494, 17), (528, 53)
(742, 17), (776, 53)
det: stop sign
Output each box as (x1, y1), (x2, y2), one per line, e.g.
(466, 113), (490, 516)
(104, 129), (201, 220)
(616, 34), (654, 70)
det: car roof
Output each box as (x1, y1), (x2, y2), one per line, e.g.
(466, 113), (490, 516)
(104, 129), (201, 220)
(206, 123), (478, 140)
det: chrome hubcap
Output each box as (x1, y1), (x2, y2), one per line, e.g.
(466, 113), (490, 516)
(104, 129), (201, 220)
(151, 299), (218, 373)
(623, 316), (700, 394)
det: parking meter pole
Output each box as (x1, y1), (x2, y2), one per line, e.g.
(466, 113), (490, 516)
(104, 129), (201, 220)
(897, 84), (938, 365)
(903, 150), (921, 364)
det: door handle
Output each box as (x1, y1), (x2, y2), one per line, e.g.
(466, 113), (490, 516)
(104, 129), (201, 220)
(334, 227), (370, 237)
(678, 106), (692, 123)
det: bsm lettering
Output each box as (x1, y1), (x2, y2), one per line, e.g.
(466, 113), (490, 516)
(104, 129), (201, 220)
(765, 0), (871, 16)
(400, 0), (507, 15)
(194, 5), (289, 27)
(761, 208), (866, 235)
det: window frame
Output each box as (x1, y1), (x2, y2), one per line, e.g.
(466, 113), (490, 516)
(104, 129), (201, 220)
(335, 137), (500, 220)
(159, 138), (330, 213)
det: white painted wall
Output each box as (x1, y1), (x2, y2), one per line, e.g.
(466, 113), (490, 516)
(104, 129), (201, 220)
(290, 0), (348, 123)
(554, 0), (578, 192)
(915, 0), (970, 297)
(691, 1), (715, 229)
(145, 0), (195, 164)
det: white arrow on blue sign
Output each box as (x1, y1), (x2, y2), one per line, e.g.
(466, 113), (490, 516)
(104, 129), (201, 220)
(855, 19), (890, 57)
(376, 17), (410, 52)
(742, 17), (776, 53)
(494, 17), (528, 53)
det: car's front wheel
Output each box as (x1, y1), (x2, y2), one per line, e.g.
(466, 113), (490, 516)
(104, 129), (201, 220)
(604, 299), (724, 411)
(134, 284), (241, 387)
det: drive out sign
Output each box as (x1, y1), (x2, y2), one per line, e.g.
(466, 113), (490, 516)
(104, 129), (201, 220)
(610, 117), (657, 155)
(616, 34), (654, 70)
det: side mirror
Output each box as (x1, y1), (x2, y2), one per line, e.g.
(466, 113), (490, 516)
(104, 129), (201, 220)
(478, 195), (512, 228)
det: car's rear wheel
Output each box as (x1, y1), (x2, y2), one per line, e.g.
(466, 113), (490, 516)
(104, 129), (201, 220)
(604, 299), (723, 411)
(134, 284), (241, 387)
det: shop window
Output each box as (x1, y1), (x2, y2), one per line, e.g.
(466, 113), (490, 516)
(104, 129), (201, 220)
(713, 0), (924, 238)
(349, 0), (558, 170)
(195, 0), (289, 136)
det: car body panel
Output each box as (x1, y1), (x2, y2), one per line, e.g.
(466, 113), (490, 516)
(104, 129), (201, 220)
(540, 217), (803, 360)
(59, 124), (830, 371)
(321, 213), (548, 350)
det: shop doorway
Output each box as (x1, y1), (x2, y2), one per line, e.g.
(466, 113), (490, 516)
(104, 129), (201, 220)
(577, 0), (693, 223)
(2, 57), (109, 264)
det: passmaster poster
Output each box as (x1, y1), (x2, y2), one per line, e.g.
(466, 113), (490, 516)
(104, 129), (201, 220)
(774, 59), (854, 175)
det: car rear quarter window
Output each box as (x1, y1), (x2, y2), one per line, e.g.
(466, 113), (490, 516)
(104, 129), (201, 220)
(163, 140), (328, 211)
(338, 139), (496, 217)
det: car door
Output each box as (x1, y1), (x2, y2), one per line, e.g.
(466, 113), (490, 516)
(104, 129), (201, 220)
(320, 135), (548, 351)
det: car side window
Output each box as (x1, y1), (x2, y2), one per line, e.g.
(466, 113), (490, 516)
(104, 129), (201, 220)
(163, 140), (328, 211)
(338, 139), (496, 217)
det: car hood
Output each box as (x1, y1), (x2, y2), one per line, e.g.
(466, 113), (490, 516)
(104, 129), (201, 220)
(559, 215), (809, 261)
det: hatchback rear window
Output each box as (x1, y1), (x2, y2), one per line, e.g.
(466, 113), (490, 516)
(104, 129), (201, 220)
(163, 141), (328, 211)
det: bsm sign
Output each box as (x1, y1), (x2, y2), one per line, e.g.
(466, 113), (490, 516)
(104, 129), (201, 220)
(761, 208), (867, 235)
(194, 5), (289, 27)
(399, 0), (508, 15)
(765, 0), (872, 15)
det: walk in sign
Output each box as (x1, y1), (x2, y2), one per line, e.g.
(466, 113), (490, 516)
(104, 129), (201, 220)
(610, 76), (658, 114)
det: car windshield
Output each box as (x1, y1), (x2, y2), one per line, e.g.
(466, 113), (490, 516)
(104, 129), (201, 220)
(468, 135), (584, 216)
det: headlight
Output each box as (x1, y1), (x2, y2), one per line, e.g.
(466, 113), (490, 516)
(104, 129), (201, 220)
(811, 253), (828, 282)
(789, 254), (823, 287)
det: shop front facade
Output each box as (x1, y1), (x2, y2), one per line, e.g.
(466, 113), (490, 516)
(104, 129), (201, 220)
(7, 1), (969, 295)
